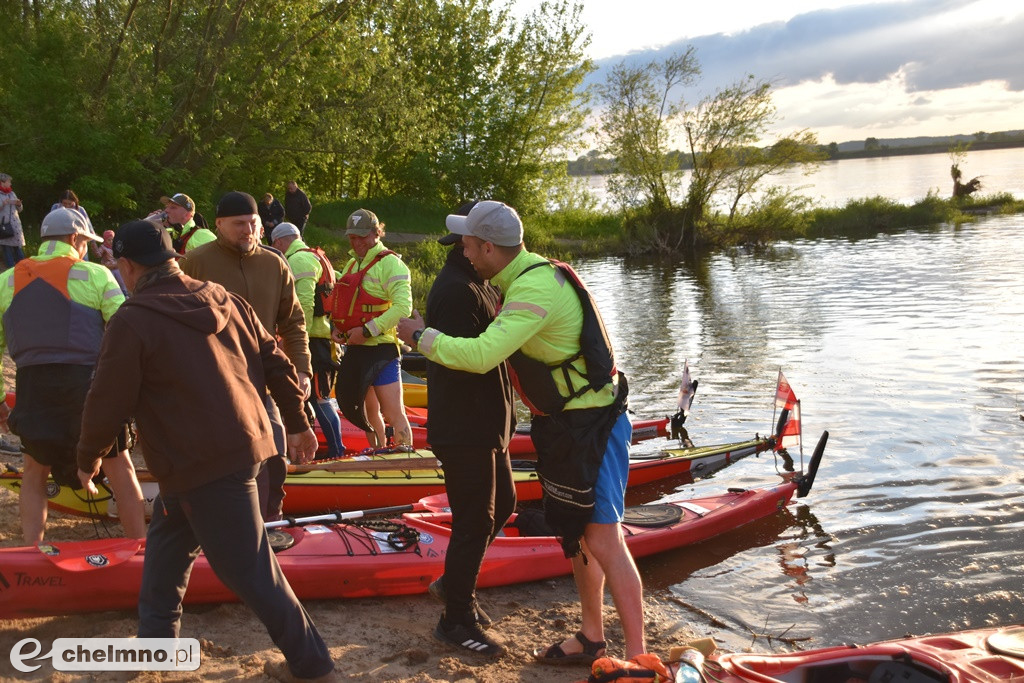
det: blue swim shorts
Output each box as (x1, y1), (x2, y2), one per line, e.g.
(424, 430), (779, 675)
(590, 411), (632, 524)
(371, 357), (401, 387)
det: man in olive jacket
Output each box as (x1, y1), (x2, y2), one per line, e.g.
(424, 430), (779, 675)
(182, 191), (311, 521)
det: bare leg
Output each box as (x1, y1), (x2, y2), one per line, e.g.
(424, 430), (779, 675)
(102, 449), (147, 539)
(584, 523), (645, 658)
(548, 523), (645, 659)
(363, 391), (386, 447)
(373, 382), (413, 446)
(20, 455), (50, 545)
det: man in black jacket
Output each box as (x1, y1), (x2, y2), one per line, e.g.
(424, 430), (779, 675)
(284, 181), (312, 235)
(424, 201), (515, 657)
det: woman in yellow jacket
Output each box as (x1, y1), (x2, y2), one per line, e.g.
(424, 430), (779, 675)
(332, 209), (413, 447)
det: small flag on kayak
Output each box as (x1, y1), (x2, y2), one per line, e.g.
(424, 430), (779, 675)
(780, 399), (802, 450)
(677, 361), (697, 417)
(775, 370), (798, 411)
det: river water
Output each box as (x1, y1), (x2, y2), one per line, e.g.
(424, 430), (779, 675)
(584, 146), (1024, 208)
(572, 203), (1024, 649)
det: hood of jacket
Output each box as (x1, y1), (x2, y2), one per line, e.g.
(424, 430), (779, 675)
(122, 272), (237, 335)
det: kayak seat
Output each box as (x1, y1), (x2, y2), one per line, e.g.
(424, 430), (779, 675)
(987, 626), (1024, 659)
(268, 530), (296, 552)
(622, 505), (683, 528)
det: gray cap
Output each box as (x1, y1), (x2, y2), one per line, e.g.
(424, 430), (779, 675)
(270, 222), (301, 242)
(445, 200), (523, 247)
(346, 209), (379, 236)
(41, 207), (102, 243)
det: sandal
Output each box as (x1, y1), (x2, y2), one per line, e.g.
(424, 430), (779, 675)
(532, 630), (606, 665)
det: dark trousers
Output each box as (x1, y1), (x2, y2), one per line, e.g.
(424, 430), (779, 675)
(434, 444), (516, 624)
(257, 393), (287, 521)
(138, 464), (333, 679)
(1, 245), (25, 269)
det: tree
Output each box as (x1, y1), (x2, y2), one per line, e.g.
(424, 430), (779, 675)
(595, 49), (821, 251)
(0, 0), (592, 221)
(595, 48), (700, 212)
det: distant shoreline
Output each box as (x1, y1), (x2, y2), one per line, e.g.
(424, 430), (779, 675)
(568, 137), (1024, 176)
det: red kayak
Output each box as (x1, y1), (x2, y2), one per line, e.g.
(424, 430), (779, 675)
(322, 406), (670, 455)
(693, 624), (1024, 683)
(0, 473), (814, 619)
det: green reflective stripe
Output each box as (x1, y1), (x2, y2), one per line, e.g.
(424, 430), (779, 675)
(68, 269), (89, 281)
(102, 288), (122, 299)
(386, 273), (410, 285)
(293, 270), (316, 279)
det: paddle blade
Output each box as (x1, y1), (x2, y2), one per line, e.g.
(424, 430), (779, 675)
(796, 430), (828, 498)
(37, 538), (142, 572)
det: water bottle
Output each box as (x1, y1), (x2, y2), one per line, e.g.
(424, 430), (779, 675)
(675, 647), (704, 683)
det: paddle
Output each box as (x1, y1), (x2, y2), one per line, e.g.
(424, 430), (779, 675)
(37, 492), (451, 571)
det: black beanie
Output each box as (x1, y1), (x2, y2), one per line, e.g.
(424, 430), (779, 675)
(216, 191), (259, 218)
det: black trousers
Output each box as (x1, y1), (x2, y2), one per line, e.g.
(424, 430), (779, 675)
(433, 444), (516, 624)
(138, 464), (333, 679)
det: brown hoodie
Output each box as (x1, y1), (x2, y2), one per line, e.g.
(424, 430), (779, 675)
(76, 273), (309, 494)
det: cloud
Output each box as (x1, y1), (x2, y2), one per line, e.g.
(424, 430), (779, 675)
(587, 0), (1024, 96)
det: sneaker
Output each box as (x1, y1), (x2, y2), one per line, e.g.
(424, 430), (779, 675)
(433, 618), (504, 657)
(428, 577), (492, 629)
(0, 435), (20, 454)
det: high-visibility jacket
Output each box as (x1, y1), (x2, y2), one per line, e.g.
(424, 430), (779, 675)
(284, 238), (334, 340)
(418, 249), (617, 413)
(338, 240), (411, 346)
(0, 240), (125, 391)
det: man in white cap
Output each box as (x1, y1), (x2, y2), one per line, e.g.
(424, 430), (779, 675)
(271, 222), (345, 459)
(0, 207), (146, 544)
(398, 200), (646, 663)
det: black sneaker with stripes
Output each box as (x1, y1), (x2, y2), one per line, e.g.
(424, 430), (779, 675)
(433, 618), (504, 657)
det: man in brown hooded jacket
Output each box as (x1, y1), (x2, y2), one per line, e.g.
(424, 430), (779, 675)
(76, 220), (335, 683)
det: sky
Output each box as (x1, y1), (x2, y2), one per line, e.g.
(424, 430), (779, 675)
(512, 0), (1024, 145)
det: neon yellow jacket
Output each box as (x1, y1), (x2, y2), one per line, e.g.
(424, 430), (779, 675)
(183, 227), (216, 252)
(0, 240), (125, 391)
(341, 240), (411, 346)
(284, 238), (334, 340)
(418, 249), (615, 411)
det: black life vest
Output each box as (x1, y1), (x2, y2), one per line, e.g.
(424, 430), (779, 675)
(507, 259), (616, 415)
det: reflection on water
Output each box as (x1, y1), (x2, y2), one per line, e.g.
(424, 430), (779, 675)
(575, 213), (1024, 650)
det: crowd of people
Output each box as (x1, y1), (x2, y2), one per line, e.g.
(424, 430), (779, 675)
(0, 173), (647, 679)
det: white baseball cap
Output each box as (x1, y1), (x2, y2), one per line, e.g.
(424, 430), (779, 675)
(270, 222), (301, 241)
(444, 200), (523, 247)
(41, 208), (102, 242)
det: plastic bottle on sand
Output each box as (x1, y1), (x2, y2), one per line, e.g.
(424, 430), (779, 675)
(675, 647), (704, 683)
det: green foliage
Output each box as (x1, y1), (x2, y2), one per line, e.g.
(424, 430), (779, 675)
(595, 48), (700, 213)
(594, 49), (822, 254)
(803, 195), (960, 238)
(0, 0), (591, 227)
(717, 188), (814, 245)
